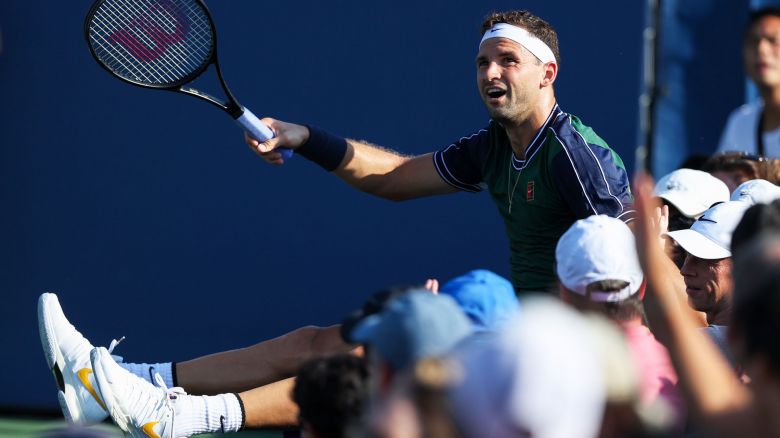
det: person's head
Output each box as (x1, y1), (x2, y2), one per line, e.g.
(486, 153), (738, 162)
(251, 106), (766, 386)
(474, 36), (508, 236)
(555, 215), (646, 324)
(476, 10), (559, 126)
(732, 199), (780, 257)
(351, 290), (472, 394)
(293, 354), (370, 438)
(654, 169), (730, 219)
(744, 7), (780, 90)
(667, 201), (751, 322)
(703, 153), (769, 193)
(369, 358), (464, 438)
(439, 269), (518, 332)
(340, 285), (419, 344)
(654, 169), (731, 267)
(731, 234), (780, 386)
(449, 296), (608, 438)
(730, 179), (780, 205)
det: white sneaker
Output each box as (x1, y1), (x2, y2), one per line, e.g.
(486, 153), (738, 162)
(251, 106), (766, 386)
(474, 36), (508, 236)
(38, 293), (109, 424)
(91, 347), (184, 438)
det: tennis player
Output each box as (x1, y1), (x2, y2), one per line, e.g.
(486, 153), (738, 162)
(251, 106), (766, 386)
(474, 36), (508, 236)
(249, 10), (635, 294)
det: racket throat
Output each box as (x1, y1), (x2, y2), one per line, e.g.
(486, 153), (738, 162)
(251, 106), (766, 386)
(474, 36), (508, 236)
(179, 86), (242, 117)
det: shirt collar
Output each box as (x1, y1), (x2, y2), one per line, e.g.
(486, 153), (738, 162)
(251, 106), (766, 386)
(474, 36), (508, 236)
(510, 103), (564, 171)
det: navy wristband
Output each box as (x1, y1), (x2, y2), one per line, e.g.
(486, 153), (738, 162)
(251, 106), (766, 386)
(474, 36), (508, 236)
(297, 126), (349, 172)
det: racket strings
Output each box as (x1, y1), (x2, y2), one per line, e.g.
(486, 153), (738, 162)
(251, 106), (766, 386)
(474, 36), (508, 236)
(104, 0), (210, 78)
(103, 0), (192, 81)
(88, 0), (213, 86)
(97, 0), (209, 82)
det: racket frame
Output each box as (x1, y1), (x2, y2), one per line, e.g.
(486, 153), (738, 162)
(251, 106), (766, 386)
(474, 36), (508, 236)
(84, 0), (245, 119)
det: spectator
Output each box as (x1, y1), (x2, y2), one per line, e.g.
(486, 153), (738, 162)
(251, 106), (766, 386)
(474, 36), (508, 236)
(556, 215), (685, 431)
(448, 297), (609, 438)
(702, 152), (780, 192)
(732, 199), (780, 256)
(292, 355), (369, 438)
(370, 357), (463, 438)
(666, 201), (751, 366)
(718, 7), (780, 157)
(653, 169), (730, 267)
(654, 169), (730, 220)
(350, 290), (472, 394)
(729, 178), (780, 204)
(438, 269), (519, 332)
(634, 174), (780, 437)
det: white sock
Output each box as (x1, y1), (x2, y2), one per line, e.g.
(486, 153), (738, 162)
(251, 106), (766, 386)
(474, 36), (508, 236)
(118, 362), (174, 387)
(172, 393), (244, 436)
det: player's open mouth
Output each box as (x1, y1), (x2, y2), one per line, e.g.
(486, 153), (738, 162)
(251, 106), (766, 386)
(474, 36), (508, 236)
(485, 87), (507, 99)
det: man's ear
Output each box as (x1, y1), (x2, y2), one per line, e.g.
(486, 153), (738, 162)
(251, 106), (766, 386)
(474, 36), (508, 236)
(541, 62), (558, 87)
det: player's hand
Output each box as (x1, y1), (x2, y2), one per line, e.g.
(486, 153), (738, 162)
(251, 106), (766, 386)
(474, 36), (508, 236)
(653, 203), (670, 251)
(633, 173), (664, 266)
(245, 118), (310, 165)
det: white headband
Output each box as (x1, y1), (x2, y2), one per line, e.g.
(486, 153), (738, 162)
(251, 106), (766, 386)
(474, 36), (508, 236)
(479, 23), (556, 65)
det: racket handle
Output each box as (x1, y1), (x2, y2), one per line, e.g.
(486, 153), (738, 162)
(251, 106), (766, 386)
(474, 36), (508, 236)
(236, 108), (293, 160)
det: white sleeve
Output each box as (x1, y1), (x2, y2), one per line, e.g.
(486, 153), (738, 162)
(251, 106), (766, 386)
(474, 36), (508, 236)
(717, 109), (740, 153)
(717, 105), (757, 154)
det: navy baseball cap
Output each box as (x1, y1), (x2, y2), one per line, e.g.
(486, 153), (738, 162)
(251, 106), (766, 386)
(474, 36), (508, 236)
(351, 290), (471, 371)
(440, 269), (518, 331)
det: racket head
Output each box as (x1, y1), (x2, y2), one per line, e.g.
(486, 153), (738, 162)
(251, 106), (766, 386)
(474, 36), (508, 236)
(84, 0), (217, 89)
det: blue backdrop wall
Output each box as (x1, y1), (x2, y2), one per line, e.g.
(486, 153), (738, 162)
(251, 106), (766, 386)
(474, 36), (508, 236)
(1, 0), (646, 410)
(651, 0), (749, 176)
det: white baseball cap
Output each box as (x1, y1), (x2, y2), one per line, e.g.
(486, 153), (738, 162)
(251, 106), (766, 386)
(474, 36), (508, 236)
(666, 201), (751, 260)
(555, 215), (643, 302)
(654, 169), (730, 218)
(730, 179), (780, 205)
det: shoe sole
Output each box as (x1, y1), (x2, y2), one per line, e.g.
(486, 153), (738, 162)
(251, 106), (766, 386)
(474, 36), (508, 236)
(38, 293), (90, 424)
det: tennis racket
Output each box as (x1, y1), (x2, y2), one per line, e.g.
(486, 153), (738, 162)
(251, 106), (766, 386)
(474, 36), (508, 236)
(84, 0), (292, 159)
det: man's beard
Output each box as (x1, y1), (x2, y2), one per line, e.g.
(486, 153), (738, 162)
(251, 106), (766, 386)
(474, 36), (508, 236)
(485, 103), (522, 127)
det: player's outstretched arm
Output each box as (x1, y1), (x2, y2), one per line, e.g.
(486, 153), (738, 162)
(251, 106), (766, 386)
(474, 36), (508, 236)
(176, 325), (353, 395)
(245, 119), (456, 201)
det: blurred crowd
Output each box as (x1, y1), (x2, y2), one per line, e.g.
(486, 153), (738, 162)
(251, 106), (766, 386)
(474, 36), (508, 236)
(287, 171), (780, 438)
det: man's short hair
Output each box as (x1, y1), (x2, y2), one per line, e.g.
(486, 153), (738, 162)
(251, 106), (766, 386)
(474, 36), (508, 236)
(560, 280), (645, 322)
(747, 7), (780, 31)
(292, 354), (369, 438)
(480, 10), (561, 65)
(584, 280), (645, 322)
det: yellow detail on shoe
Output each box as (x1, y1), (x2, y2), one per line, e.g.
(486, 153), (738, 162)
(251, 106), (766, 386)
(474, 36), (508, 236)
(142, 421), (161, 438)
(76, 368), (107, 411)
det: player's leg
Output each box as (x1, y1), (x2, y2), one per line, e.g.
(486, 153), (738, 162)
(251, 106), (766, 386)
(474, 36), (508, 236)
(239, 378), (298, 428)
(91, 347), (299, 437)
(175, 324), (352, 394)
(39, 291), (350, 424)
(38, 293), (178, 424)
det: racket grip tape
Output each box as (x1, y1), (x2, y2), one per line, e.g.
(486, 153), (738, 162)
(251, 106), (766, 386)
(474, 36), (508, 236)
(236, 108), (293, 160)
